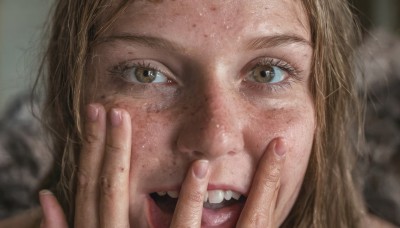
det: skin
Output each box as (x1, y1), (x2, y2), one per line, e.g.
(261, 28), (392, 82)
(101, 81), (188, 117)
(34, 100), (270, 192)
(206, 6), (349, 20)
(40, 0), (315, 227)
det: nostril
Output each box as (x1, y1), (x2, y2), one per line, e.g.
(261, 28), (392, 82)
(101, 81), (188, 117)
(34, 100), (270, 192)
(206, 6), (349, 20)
(193, 151), (203, 157)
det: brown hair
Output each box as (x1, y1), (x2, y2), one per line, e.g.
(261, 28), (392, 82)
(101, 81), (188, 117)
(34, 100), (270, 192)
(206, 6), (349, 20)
(37, 0), (364, 226)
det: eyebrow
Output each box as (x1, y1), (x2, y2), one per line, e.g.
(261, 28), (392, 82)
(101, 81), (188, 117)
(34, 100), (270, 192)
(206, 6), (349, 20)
(246, 34), (312, 50)
(96, 33), (185, 52)
(96, 33), (312, 52)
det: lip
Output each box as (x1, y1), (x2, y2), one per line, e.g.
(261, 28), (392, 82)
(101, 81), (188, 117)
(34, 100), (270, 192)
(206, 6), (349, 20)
(146, 184), (246, 228)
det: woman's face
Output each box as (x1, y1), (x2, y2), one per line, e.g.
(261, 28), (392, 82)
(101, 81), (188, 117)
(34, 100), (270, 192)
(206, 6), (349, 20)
(88, 0), (314, 226)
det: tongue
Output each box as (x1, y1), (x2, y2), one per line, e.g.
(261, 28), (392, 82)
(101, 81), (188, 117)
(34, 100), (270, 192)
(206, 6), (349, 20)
(201, 204), (242, 227)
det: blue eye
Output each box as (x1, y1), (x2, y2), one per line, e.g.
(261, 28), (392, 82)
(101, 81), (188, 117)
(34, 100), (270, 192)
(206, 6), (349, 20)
(250, 65), (285, 83)
(125, 66), (168, 84)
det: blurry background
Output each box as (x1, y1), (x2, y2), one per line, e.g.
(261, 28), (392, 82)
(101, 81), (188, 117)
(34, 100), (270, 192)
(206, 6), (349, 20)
(352, 0), (400, 34)
(0, 0), (53, 113)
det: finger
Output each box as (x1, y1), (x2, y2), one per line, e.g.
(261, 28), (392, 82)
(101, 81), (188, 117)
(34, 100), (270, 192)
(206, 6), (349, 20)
(39, 190), (68, 228)
(75, 104), (106, 228)
(170, 160), (210, 228)
(237, 138), (286, 228)
(99, 108), (132, 228)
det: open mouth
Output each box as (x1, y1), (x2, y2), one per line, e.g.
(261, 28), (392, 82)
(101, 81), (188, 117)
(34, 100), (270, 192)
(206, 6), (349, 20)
(148, 190), (246, 227)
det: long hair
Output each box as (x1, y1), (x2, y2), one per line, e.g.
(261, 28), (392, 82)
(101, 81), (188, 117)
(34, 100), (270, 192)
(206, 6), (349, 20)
(37, 0), (364, 226)
(281, 0), (364, 227)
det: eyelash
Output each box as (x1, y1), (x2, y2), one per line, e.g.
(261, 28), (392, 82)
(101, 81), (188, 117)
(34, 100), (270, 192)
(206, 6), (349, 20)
(108, 60), (173, 86)
(244, 58), (303, 93)
(108, 58), (303, 93)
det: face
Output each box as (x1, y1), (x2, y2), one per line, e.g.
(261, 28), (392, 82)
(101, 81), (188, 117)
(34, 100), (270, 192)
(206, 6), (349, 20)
(87, 0), (314, 227)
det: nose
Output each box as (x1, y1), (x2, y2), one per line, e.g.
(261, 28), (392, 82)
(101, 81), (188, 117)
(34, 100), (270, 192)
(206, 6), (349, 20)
(176, 82), (245, 159)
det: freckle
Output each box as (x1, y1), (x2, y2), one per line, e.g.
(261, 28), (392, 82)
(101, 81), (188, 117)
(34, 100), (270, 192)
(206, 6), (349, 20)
(192, 24), (197, 28)
(204, 34), (208, 38)
(128, 51), (133, 55)
(210, 6), (217, 11)
(119, 167), (125, 172)
(100, 95), (106, 100)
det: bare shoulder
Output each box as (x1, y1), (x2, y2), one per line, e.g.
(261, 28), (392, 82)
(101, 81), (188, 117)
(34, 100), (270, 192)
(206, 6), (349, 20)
(0, 207), (42, 228)
(362, 214), (399, 228)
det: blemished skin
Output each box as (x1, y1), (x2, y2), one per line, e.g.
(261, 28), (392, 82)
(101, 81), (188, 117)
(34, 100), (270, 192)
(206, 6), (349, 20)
(41, 0), (315, 227)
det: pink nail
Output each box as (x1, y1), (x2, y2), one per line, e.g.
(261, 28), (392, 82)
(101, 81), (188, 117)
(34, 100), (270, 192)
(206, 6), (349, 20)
(193, 160), (209, 179)
(87, 104), (99, 122)
(110, 109), (122, 127)
(39, 189), (53, 195)
(274, 138), (286, 157)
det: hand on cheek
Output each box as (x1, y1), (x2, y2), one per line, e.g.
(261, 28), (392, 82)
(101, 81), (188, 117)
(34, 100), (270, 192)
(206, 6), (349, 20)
(237, 138), (286, 228)
(40, 104), (133, 228)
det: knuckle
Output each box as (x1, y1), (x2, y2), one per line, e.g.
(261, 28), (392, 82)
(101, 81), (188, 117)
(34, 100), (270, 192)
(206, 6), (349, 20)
(249, 212), (270, 228)
(100, 176), (118, 198)
(77, 169), (96, 192)
(186, 190), (204, 204)
(105, 143), (125, 154)
(262, 166), (281, 189)
(84, 131), (99, 144)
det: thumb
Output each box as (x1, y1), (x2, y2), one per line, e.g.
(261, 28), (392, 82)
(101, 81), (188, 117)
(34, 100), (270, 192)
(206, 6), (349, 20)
(39, 190), (69, 228)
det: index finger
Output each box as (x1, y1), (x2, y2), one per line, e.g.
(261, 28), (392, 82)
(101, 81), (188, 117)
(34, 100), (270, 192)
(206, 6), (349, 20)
(170, 160), (210, 228)
(236, 138), (286, 228)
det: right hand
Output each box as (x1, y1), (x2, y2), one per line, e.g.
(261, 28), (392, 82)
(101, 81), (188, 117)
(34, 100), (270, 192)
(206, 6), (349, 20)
(39, 104), (211, 228)
(40, 104), (133, 228)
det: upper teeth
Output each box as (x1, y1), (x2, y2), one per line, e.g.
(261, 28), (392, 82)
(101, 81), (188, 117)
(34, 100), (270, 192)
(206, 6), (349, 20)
(156, 190), (242, 204)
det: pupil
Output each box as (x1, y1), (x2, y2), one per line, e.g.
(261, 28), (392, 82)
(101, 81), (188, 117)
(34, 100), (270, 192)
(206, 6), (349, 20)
(261, 71), (268, 77)
(143, 70), (149, 77)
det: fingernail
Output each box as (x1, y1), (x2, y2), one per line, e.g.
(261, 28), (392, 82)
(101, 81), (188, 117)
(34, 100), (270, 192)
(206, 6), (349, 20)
(87, 104), (99, 122)
(110, 108), (122, 127)
(274, 138), (286, 157)
(39, 189), (53, 196)
(193, 160), (209, 179)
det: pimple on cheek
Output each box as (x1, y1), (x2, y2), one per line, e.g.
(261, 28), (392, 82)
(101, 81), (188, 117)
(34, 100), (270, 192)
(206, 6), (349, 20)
(209, 5), (217, 12)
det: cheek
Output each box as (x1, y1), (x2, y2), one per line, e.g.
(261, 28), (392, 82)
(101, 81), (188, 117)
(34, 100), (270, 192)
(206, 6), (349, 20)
(126, 105), (183, 184)
(279, 114), (314, 189)
(98, 97), (180, 180)
(254, 108), (315, 222)
(244, 103), (315, 220)
(276, 120), (314, 223)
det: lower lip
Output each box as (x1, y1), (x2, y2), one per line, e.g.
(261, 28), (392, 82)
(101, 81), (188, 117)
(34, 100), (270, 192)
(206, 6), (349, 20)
(147, 196), (243, 228)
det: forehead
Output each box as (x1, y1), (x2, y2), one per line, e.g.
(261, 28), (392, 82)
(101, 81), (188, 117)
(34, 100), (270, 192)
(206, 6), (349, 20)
(104, 0), (310, 48)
